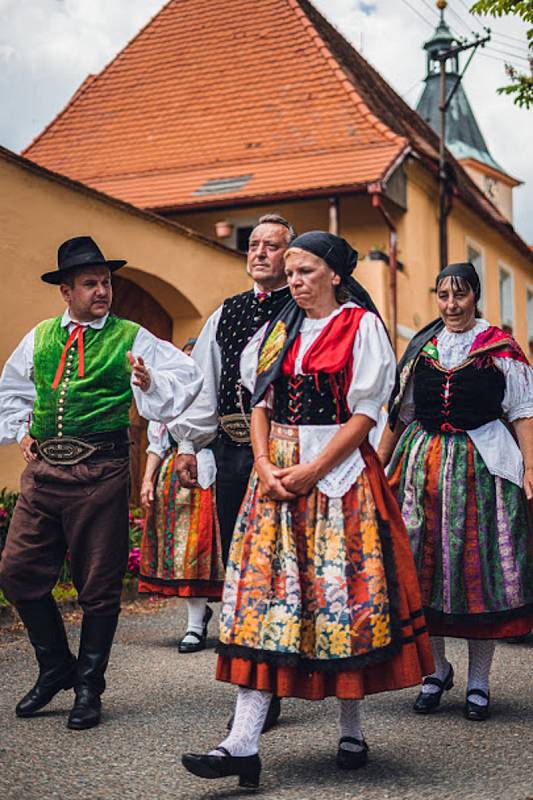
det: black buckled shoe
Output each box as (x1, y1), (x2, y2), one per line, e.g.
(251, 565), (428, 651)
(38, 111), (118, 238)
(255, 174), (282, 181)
(336, 737), (369, 770)
(413, 665), (454, 714)
(464, 689), (490, 721)
(178, 630), (206, 654)
(178, 605), (213, 654)
(182, 747), (261, 789)
(227, 695), (281, 733)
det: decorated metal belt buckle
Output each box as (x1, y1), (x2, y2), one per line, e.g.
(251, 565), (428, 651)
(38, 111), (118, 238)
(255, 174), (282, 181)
(38, 437), (97, 465)
(219, 414), (251, 444)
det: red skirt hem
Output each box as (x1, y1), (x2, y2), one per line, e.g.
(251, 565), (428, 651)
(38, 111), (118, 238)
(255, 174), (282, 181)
(428, 615), (533, 640)
(138, 578), (222, 601)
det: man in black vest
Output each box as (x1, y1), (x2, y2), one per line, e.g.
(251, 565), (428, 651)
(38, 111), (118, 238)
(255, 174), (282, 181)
(170, 214), (294, 727)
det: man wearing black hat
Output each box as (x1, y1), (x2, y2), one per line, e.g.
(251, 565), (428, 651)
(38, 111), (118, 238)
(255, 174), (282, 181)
(0, 236), (203, 730)
(169, 214), (295, 729)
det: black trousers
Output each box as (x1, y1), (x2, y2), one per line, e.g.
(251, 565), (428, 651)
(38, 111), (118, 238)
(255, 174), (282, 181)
(215, 438), (253, 566)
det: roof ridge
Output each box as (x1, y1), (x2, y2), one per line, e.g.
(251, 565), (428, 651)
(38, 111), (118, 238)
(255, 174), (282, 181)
(22, 0), (177, 155)
(287, 0), (404, 149)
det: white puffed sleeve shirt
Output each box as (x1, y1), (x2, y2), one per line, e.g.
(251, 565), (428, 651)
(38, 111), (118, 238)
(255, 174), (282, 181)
(240, 302), (397, 498)
(0, 311), (203, 444)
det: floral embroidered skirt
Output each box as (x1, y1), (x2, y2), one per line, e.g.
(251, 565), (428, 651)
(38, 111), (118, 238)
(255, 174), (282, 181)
(389, 422), (533, 639)
(216, 423), (434, 700)
(139, 449), (224, 601)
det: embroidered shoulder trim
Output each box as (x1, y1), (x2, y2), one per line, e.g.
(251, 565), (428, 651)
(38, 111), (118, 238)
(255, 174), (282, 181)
(257, 320), (287, 375)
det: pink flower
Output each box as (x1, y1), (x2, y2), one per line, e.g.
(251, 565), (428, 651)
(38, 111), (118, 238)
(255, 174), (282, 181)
(127, 547), (141, 575)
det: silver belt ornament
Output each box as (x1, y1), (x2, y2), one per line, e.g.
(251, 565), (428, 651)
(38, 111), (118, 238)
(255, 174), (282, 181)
(36, 437), (104, 465)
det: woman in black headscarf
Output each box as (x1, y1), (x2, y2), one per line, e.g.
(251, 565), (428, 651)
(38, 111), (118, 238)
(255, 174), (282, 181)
(182, 233), (433, 788)
(380, 262), (533, 722)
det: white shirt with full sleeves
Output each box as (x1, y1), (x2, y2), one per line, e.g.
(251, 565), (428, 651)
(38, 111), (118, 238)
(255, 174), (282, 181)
(146, 421), (216, 489)
(0, 310), (204, 445)
(398, 318), (533, 486)
(240, 302), (396, 498)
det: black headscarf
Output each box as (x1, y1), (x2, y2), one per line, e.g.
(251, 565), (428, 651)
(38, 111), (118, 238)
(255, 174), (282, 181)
(251, 231), (384, 405)
(388, 261), (481, 429)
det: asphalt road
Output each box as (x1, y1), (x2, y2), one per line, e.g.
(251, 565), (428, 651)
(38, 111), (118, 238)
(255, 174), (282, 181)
(1, 599), (532, 800)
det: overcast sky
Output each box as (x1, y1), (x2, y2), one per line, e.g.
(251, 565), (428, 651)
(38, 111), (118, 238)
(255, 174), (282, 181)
(1, 0), (531, 242)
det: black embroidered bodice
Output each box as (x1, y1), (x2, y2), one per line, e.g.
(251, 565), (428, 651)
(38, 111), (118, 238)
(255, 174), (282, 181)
(272, 372), (351, 425)
(413, 355), (505, 433)
(216, 287), (291, 444)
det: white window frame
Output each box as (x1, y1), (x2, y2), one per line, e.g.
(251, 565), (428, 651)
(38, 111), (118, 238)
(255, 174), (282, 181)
(498, 262), (515, 331)
(465, 237), (485, 313)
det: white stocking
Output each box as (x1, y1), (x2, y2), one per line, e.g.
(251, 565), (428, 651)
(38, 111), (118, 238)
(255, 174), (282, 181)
(180, 598), (207, 645)
(422, 636), (452, 694)
(467, 639), (495, 705)
(211, 688), (272, 757)
(338, 699), (364, 752)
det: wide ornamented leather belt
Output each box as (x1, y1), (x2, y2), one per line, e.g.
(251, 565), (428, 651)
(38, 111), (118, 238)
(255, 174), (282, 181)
(35, 429), (130, 465)
(219, 413), (251, 445)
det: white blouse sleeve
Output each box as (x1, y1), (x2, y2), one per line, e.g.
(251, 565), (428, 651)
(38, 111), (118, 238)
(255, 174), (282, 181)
(168, 307), (223, 455)
(347, 313), (397, 422)
(0, 328), (37, 445)
(146, 421), (171, 458)
(496, 357), (533, 422)
(131, 327), (203, 424)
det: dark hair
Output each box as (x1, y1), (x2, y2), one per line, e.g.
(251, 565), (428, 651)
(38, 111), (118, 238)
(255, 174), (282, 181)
(436, 274), (481, 317)
(256, 214), (296, 245)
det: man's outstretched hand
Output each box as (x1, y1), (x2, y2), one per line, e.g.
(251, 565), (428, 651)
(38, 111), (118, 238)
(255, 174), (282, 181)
(127, 352), (151, 392)
(176, 454), (198, 488)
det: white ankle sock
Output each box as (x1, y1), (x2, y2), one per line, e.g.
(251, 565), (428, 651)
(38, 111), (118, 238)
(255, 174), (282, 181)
(422, 636), (452, 695)
(180, 598), (207, 644)
(467, 639), (495, 705)
(338, 699), (364, 752)
(211, 688), (272, 757)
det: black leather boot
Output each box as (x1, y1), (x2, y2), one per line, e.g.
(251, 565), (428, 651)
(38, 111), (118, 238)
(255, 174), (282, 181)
(15, 595), (77, 717)
(67, 614), (118, 730)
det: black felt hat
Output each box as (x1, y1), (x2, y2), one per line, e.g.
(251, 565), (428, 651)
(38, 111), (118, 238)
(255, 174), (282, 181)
(41, 236), (127, 284)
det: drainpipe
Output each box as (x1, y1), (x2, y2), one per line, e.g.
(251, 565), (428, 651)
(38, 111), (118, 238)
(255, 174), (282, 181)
(368, 184), (398, 355)
(329, 196), (339, 235)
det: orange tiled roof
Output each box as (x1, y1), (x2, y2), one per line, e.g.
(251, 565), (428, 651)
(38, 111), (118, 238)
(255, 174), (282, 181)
(23, 0), (532, 261)
(24, 0), (406, 209)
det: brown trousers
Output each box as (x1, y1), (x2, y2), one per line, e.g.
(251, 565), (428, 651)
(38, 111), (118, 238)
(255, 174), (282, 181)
(0, 456), (130, 616)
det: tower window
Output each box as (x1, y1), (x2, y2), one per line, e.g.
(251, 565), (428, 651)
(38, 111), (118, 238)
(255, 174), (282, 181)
(499, 266), (514, 334)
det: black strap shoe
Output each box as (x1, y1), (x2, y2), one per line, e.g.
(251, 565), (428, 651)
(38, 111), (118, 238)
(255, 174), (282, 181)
(178, 630), (206, 654)
(15, 596), (76, 717)
(202, 605), (213, 637)
(182, 747), (261, 788)
(336, 737), (369, 770)
(464, 689), (490, 721)
(413, 664), (454, 714)
(226, 694), (281, 732)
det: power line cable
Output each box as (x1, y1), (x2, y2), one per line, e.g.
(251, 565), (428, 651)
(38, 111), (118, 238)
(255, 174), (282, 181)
(478, 51), (529, 70)
(485, 45), (530, 62)
(398, 0), (436, 30)
(455, 0), (530, 46)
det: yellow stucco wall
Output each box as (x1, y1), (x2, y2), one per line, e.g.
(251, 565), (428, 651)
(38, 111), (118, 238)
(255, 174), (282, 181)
(176, 158), (533, 358)
(0, 152), (248, 489)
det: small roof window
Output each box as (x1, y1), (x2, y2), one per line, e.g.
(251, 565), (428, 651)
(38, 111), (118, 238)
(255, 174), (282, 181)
(193, 175), (253, 196)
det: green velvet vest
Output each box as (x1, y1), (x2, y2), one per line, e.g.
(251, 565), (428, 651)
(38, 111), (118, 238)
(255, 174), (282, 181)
(30, 315), (140, 440)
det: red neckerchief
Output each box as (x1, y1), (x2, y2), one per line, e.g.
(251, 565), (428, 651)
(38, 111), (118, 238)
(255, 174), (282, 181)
(51, 325), (85, 390)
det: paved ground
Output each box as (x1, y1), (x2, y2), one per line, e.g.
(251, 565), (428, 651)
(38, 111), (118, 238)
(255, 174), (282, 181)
(0, 599), (532, 800)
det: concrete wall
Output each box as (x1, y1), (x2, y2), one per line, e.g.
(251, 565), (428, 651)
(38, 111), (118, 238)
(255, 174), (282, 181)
(0, 153), (248, 489)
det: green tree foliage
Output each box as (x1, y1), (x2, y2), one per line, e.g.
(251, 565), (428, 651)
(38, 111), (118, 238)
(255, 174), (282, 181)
(470, 1), (533, 108)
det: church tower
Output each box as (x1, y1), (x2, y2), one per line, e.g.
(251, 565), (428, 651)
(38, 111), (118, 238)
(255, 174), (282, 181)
(416, 0), (520, 221)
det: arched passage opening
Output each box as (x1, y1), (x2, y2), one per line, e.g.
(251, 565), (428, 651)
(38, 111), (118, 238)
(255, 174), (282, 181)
(111, 275), (175, 504)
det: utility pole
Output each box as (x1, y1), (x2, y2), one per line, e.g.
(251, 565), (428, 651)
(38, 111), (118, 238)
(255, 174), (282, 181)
(433, 1), (490, 271)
